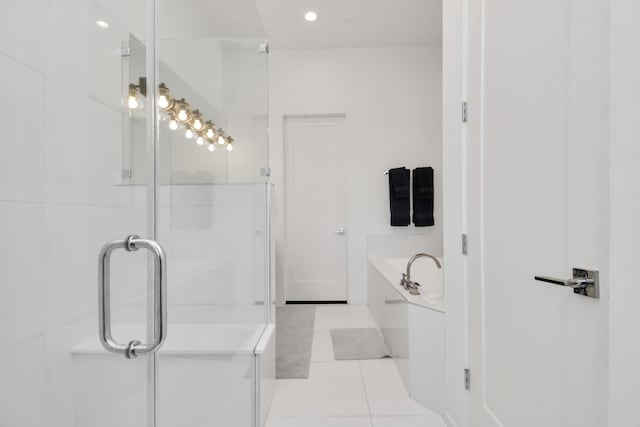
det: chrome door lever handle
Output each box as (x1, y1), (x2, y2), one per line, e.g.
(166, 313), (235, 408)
(534, 276), (594, 287)
(534, 268), (599, 299)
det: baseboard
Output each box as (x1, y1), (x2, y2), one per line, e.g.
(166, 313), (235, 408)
(285, 300), (347, 304)
(443, 410), (459, 427)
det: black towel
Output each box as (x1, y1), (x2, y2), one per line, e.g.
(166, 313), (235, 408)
(413, 167), (434, 227)
(388, 167), (410, 226)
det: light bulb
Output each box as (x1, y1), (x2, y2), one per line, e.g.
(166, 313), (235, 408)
(177, 109), (188, 121)
(169, 120), (178, 130)
(217, 135), (226, 145)
(191, 110), (204, 130)
(206, 128), (214, 139)
(304, 11), (318, 22)
(158, 95), (169, 109)
(208, 144), (215, 152)
(127, 84), (143, 110)
(196, 136), (204, 145)
(157, 83), (173, 110)
(185, 129), (194, 139)
(128, 95), (139, 109)
(226, 143), (233, 152)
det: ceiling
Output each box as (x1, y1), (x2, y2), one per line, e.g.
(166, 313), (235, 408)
(256, 0), (442, 50)
(100, 0), (441, 49)
(101, 0), (266, 41)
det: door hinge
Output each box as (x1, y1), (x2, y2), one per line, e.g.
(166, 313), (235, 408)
(259, 40), (270, 54)
(122, 169), (133, 179)
(464, 368), (471, 391)
(260, 167), (271, 177)
(462, 102), (468, 123)
(462, 234), (468, 255)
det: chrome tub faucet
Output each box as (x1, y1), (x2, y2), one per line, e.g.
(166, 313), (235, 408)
(400, 253), (442, 294)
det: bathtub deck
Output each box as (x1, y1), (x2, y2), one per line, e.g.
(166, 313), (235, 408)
(368, 255), (445, 312)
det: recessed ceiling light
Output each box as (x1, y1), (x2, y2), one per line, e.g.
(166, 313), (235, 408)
(95, 20), (109, 29)
(304, 11), (318, 22)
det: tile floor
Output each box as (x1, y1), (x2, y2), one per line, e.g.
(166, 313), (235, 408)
(266, 305), (447, 427)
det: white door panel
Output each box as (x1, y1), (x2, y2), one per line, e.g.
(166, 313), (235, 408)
(285, 116), (348, 301)
(466, 0), (608, 426)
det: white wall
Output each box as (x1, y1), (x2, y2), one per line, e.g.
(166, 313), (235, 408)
(608, 1), (640, 425)
(224, 49), (270, 183)
(157, 184), (269, 325)
(269, 46), (443, 304)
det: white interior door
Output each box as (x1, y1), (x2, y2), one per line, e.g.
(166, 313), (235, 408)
(284, 116), (348, 302)
(465, 1), (609, 426)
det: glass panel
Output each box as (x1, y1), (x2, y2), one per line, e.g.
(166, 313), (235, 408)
(0, 0), (156, 426)
(155, 1), (270, 426)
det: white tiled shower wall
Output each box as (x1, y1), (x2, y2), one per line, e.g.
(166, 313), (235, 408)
(0, 1), (146, 424)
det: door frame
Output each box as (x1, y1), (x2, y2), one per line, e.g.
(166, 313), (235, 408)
(442, 0), (471, 425)
(282, 114), (349, 303)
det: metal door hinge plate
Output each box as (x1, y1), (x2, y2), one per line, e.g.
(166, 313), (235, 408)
(571, 268), (599, 298)
(462, 234), (468, 255)
(259, 41), (270, 54)
(462, 102), (468, 123)
(260, 167), (271, 177)
(464, 369), (471, 390)
(122, 169), (133, 179)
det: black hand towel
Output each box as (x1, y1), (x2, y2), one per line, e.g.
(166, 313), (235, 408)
(413, 167), (434, 227)
(388, 167), (411, 226)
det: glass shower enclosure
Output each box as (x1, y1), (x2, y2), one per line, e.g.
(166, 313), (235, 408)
(0, 0), (273, 426)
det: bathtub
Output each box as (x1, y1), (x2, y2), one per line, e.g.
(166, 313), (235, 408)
(72, 323), (275, 427)
(381, 256), (445, 311)
(368, 255), (446, 414)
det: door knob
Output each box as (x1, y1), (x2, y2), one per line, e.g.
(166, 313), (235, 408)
(534, 268), (599, 299)
(334, 228), (346, 235)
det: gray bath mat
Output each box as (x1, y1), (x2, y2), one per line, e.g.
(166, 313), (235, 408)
(330, 328), (390, 360)
(276, 305), (316, 379)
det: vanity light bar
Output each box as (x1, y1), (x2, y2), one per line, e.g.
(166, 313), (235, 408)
(127, 78), (235, 153)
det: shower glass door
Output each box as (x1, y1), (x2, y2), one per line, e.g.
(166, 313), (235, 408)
(1, 0), (158, 426)
(1, 0), (270, 425)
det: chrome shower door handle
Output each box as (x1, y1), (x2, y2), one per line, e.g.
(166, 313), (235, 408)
(98, 234), (167, 359)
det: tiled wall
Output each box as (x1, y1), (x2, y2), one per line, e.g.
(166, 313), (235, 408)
(0, 1), (151, 425)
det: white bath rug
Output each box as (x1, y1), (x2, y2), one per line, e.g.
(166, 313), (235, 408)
(276, 305), (316, 379)
(330, 328), (390, 360)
